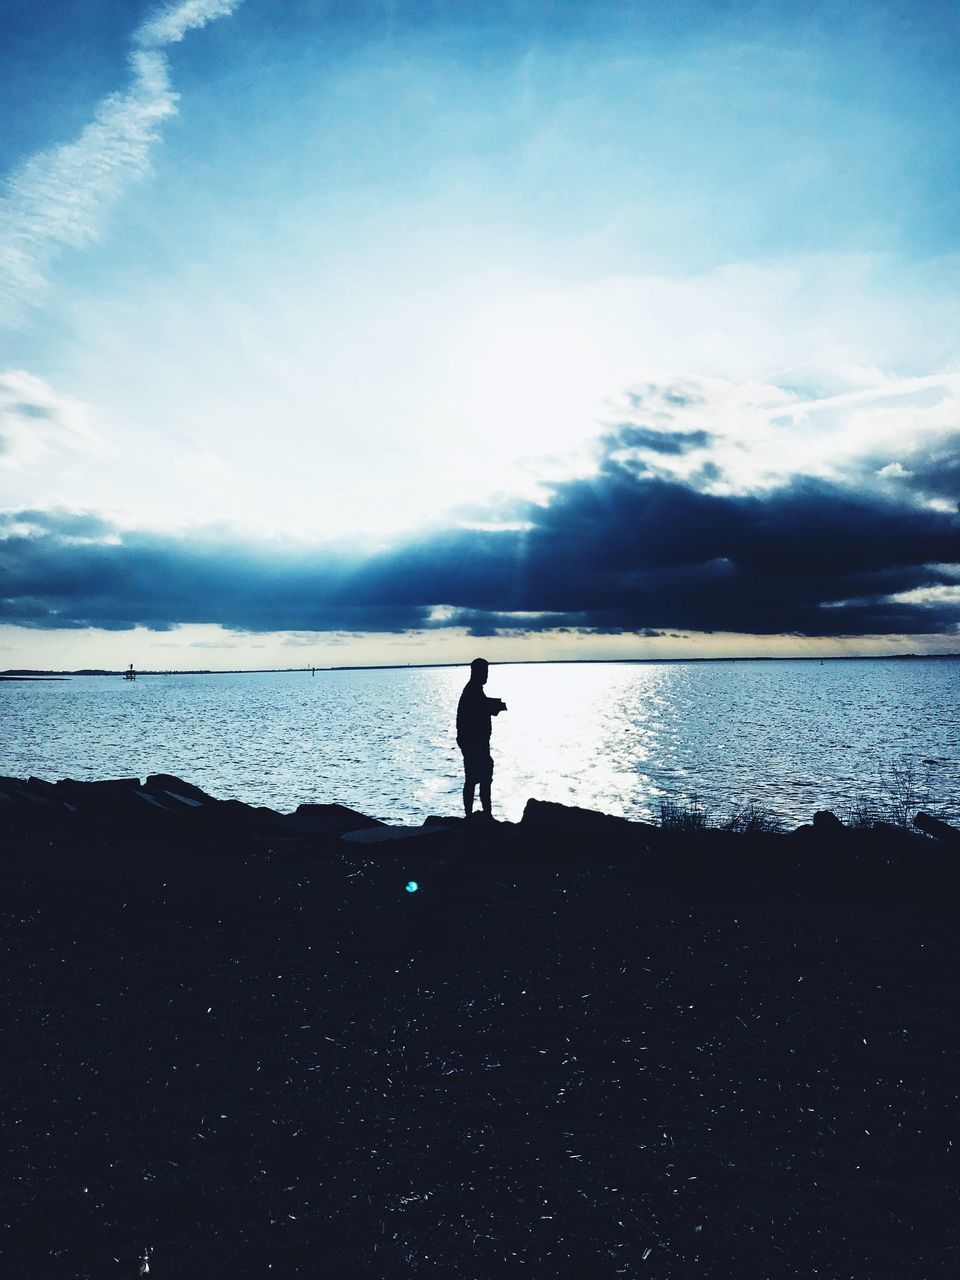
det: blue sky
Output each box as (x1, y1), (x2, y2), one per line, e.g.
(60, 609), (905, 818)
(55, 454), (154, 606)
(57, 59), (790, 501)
(1, 0), (958, 668)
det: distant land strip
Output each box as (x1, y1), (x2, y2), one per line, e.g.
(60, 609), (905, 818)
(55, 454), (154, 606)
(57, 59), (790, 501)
(2, 653), (959, 679)
(0, 675), (70, 681)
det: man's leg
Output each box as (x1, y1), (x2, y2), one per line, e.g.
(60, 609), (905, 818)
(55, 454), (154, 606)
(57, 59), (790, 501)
(478, 754), (493, 817)
(462, 750), (478, 817)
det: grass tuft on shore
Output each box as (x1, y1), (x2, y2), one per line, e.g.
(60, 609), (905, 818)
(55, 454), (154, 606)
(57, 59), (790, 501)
(660, 756), (951, 836)
(658, 795), (785, 834)
(846, 757), (948, 830)
(658, 794), (711, 831)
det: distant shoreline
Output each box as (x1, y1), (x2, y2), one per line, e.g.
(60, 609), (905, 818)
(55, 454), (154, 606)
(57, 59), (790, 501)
(2, 652), (958, 678)
(0, 675), (70, 682)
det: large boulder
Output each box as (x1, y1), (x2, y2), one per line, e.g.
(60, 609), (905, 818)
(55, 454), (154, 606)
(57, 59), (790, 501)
(520, 798), (655, 854)
(285, 802), (385, 837)
(813, 809), (844, 831)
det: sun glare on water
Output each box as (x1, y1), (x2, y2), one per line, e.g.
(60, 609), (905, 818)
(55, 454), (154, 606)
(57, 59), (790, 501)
(486, 662), (673, 822)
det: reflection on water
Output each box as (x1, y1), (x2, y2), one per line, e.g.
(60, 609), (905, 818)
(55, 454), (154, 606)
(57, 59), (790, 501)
(2, 659), (957, 825)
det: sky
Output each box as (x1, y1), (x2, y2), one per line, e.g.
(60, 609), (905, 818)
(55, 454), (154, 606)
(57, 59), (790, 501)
(1, 0), (959, 669)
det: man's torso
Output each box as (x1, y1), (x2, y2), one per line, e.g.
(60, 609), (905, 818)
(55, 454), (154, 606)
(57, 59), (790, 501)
(457, 680), (492, 748)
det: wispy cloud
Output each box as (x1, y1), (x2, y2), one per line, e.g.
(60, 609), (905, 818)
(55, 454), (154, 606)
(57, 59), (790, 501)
(0, 370), (101, 469)
(0, 0), (242, 323)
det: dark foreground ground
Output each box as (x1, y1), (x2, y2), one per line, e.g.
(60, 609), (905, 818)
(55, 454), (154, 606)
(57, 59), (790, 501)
(1, 776), (958, 1278)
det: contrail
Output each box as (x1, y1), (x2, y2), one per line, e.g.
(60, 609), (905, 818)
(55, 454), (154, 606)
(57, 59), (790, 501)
(0, 0), (243, 325)
(768, 372), (960, 420)
(136, 0), (243, 47)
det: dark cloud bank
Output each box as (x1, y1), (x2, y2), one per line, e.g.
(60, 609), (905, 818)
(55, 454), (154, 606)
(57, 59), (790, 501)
(2, 437), (959, 638)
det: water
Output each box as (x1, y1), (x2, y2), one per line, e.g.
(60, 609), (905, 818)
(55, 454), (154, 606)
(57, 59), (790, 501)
(2, 659), (957, 826)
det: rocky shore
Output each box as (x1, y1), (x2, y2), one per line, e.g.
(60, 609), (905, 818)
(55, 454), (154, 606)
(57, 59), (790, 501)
(2, 775), (958, 1277)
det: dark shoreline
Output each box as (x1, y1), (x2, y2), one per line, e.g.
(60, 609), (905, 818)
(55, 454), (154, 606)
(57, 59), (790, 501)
(2, 776), (959, 1277)
(0, 675), (70, 682)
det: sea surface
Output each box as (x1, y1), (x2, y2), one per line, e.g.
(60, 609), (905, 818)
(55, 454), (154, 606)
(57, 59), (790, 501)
(2, 659), (957, 826)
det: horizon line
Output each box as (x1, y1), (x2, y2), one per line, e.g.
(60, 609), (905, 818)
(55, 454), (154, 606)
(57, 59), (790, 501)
(4, 652), (959, 678)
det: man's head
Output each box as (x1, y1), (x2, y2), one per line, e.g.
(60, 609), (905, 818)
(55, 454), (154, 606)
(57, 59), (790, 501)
(470, 657), (489, 684)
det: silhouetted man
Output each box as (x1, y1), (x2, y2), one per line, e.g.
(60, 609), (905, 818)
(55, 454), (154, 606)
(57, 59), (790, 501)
(456, 657), (507, 819)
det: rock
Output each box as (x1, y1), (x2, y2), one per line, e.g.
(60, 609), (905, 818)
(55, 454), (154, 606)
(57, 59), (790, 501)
(9, 784), (56, 806)
(218, 798), (287, 831)
(56, 776), (141, 794)
(914, 812), (960, 846)
(25, 777), (62, 801)
(134, 790), (181, 815)
(520, 798), (654, 851)
(871, 821), (914, 840)
(341, 824), (451, 845)
(286, 803), (385, 836)
(813, 810), (844, 831)
(53, 777), (144, 815)
(144, 774), (215, 806)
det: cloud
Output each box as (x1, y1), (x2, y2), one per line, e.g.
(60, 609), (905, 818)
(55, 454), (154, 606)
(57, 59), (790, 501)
(2, 427), (958, 637)
(606, 425), (712, 457)
(0, 370), (101, 468)
(598, 368), (960, 508)
(890, 431), (960, 507)
(0, 1), (242, 321)
(135, 0), (242, 48)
